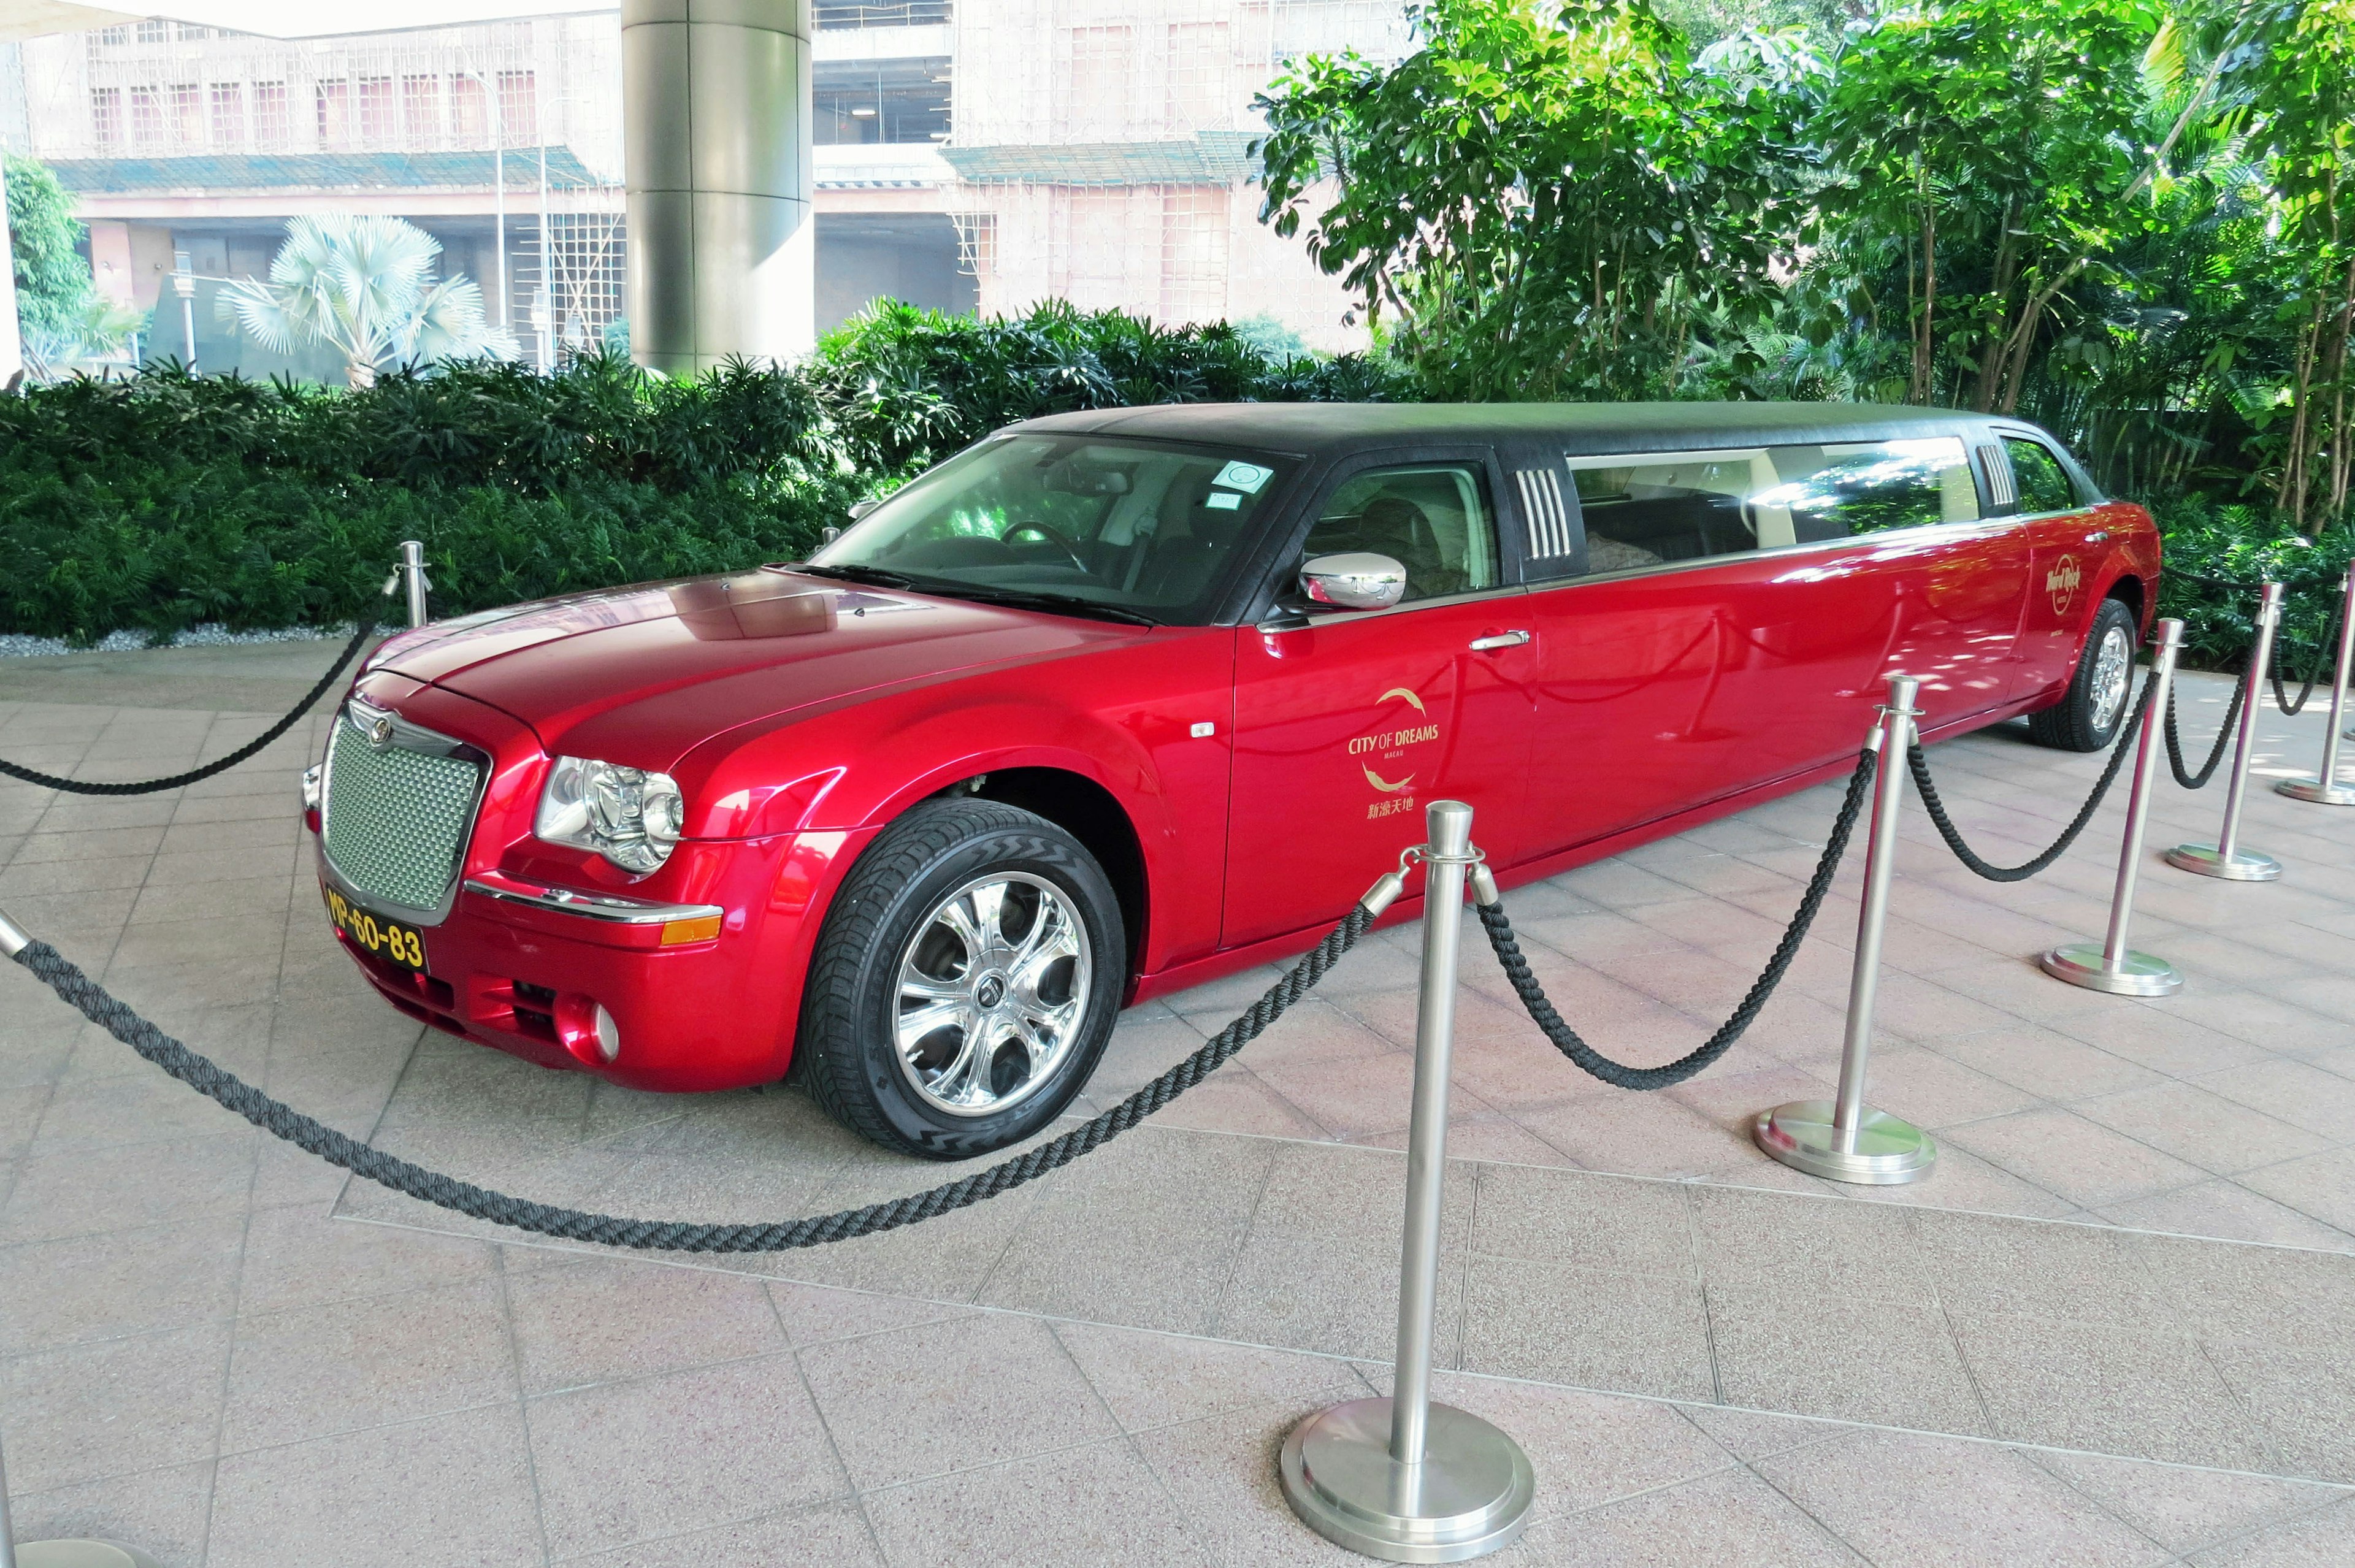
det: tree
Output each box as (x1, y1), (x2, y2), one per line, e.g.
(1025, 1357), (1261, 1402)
(1254, 0), (1811, 400)
(2246, 0), (2355, 527)
(220, 213), (513, 386)
(6, 151), (98, 370)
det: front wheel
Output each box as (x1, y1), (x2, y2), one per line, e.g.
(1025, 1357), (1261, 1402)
(2028, 597), (2139, 752)
(796, 798), (1125, 1158)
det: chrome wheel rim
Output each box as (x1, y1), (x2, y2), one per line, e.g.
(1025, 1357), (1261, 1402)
(2089, 622), (2134, 735)
(892, 871), (1092, 1118)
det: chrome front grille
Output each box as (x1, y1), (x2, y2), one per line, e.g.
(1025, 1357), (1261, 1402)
(320, 703), (485, 919)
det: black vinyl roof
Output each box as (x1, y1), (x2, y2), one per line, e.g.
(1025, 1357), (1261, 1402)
(1015, 400), (2015, 459)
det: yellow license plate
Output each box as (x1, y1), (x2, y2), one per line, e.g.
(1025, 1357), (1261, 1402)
(324, 885), (429, 973)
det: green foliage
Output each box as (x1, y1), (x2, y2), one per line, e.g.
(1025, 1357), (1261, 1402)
(0, 304), (1394, 644)
(2153, 494), (2354, 668)
(6, 151), (98, 361)
(1256, 0), (1812, 400)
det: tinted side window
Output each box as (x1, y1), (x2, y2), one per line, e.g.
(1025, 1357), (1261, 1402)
(1301, 464), (1499, 604)
(1568, 449), (1776, 570)
(2005, 438), (2077, 514)
(1754, 437), (1983, 540)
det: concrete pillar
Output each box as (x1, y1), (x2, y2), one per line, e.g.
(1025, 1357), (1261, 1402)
(621, 0), (814, 375)
(0, 156), (21, 385)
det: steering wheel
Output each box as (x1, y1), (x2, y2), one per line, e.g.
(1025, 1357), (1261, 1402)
(1003, 521), (1089, 573)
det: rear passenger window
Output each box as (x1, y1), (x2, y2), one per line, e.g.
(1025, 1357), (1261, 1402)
(2004, 438), (2078, 514)
(1564, 437), (1982, 572)
(1301, 464), (1500, 604)
(1753, 438), (1983, 540)
(1568, 449), (1777, 570)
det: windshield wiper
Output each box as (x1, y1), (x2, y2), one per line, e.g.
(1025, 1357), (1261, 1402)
(914, 584), (1161, 627)
(792, 562), (917, 589)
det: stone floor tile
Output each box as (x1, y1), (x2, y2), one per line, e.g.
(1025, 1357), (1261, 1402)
(1145, 1064), (1330, 1140)
(798, 1310), (1115, 1492)
(2188, 1496), (2355, 1566)
(864, 1437), (1214, 1567)
(2236, 1147), (2355, 1236)
(2074, 1082), (2337, 1176)
(2052, 1004), (2281, 1079)
(1468, 1163), (1697, 1276)
(1511, 1464), (1866, 1567)
(765, 1280), (973, 1347)
(6, 1459), (217, 1568)
(1754, 1430), (2167, 1568)
(2100, 1180), (2355, 1252)
(1460, 1255), (1715, 1401)
(1943, 1106), (2211, 1209)
(1915, 1209), (2179, 1327)
(0, 1213), (245, 1353)
(505, 1255), (787, 1393)
(2202, 1337), (2355, 1482)
(527, 1355), (849, 1558)
(1934, 1025), (2169, 1101)
(2031, 1448), (2345, 1555)
(2197, 1060), (2355, 1139)
(0, 1321), (230, 1492)
(207, 1403), (543, 1568)
(1675, 1402), (1846, 1462)
(564, 1501), (882, 1566)
(976, 1127), (1277, 1336)
(1690, 1184), (1931, 1298)
(221, 1277), (517, 1451)
(232, 1207), (497, 1315)
(1132, 1395), (1389, 1568)
(2134, 1231), (2355, 1352)
(1429, 1371), (1736, 1523)
(1835, 1141), (2082, 1220)
(1704, 1285), (1988, 1434)
(1951, 1312), (2277, 1470)
(1054, 1321), (1368, 1432)
(1511, 1087), (1753, 1179)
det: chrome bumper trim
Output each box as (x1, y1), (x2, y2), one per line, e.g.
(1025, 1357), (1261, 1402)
(462, 871), (724, 927)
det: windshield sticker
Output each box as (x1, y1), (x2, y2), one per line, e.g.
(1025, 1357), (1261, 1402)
(1349, 686), (1441, 818)
(1214, 461), (1274, 494)
(1204, 491), (1241, 510)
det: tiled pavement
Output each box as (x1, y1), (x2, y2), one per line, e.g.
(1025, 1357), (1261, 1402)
(4, 643), (2355, 1565)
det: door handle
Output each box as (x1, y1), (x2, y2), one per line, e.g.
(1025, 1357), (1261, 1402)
(1469, 630), (1531, 651)
(2083, 530), (2109, 545)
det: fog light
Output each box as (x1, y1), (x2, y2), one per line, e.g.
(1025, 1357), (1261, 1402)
(592, 1003), (621, 1064)
(301, 763), (322, 813)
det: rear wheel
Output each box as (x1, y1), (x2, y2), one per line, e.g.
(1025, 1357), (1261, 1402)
(796, 798), (1125, 1158)
(2028, 597), (2139, 752)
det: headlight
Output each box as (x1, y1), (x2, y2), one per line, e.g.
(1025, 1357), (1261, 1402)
(535, 757), (686, 873)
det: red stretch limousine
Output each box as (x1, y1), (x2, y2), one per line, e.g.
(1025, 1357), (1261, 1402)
(305, 403), (2158, 1155)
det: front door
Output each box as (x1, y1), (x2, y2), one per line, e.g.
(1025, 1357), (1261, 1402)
(1223, 456), (1537, 949)
(1997, 430), (2109, 702)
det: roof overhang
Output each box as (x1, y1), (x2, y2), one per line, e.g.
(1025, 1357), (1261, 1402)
(0, 0), (615, 43)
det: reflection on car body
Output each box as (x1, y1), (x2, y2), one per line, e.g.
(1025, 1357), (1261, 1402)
(306, 402), (2159, 1157)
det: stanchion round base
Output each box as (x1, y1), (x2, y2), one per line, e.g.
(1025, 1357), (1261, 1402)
(2275, 777), (2355, 806)
(2164, 843), (2281, 881)
(1752, 1101), (1936, 1185)
(1280, 1398), (1533, 1563)
(2040, 943), (2182, 996)
(17, 1542), (167, 1568)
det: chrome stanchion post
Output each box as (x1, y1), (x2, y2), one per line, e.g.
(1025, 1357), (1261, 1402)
(2169, 580), (2284, 879)
(383, 540), (432, 630)
(1281, 800), (1534, 1563)
(2043, 619), (2185, 995)
(1753, 675), (1936, 1185)
(2278, 570), (2355, 806)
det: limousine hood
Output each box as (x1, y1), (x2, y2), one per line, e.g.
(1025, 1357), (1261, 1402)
(365, 568), (1141, 768)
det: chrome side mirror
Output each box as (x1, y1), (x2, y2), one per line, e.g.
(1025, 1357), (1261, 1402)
(1299, 552), (1406, 611)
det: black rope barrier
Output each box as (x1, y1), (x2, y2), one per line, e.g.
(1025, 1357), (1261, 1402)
(0, 619), (377, 795)
(2165, 659), (2246, 789)
(1906, 671), (2158, 883)
(2272, 590), (2345, 717)
(7, 901), (1372, 1252)
(1473, 747), (1877, 1092)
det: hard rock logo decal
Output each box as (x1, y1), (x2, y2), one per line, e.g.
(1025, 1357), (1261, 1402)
(2047, 553), (2082, 618)
(1349, 687), (1442, 820)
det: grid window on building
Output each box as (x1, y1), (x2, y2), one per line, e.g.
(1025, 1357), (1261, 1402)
(90, 86), (123, 148)
(254, 81), (289, 148)
(129, 85), (164, 146)
(452, 75), (488, 142)
(402, 74), (440, 145)
(210, 82), (244, 148)
(1160, 186), (1229, 321)
(1058, 26), (1134, 141)
(496, 69), (536, 145)
(169, 81), (202, 145)
(1164, 21), (1232, 131)
(359, 75), (394, 143)
(317, 79), (350, 147)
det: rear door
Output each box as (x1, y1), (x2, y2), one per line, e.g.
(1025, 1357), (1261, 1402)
(1994, 429), (2112, 704)
(1222, 451), (1537, 948)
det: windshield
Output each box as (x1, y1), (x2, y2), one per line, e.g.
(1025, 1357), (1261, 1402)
(809, 434), (1294, 624)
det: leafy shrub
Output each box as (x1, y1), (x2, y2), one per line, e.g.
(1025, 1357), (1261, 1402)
(0, 303), (1401, 644)
(2153, 495), (2354, 673)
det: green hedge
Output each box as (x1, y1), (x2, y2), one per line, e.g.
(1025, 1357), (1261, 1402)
(0, 302), (1407, 644)
(2152, 497), (2354, 674)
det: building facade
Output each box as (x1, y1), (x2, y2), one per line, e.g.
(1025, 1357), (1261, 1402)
(6, 0), (1406, 377)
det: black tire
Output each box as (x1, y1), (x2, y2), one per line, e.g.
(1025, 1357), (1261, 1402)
(2028, 597), (2139, 752)
(795, 797), (1125, 1159)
